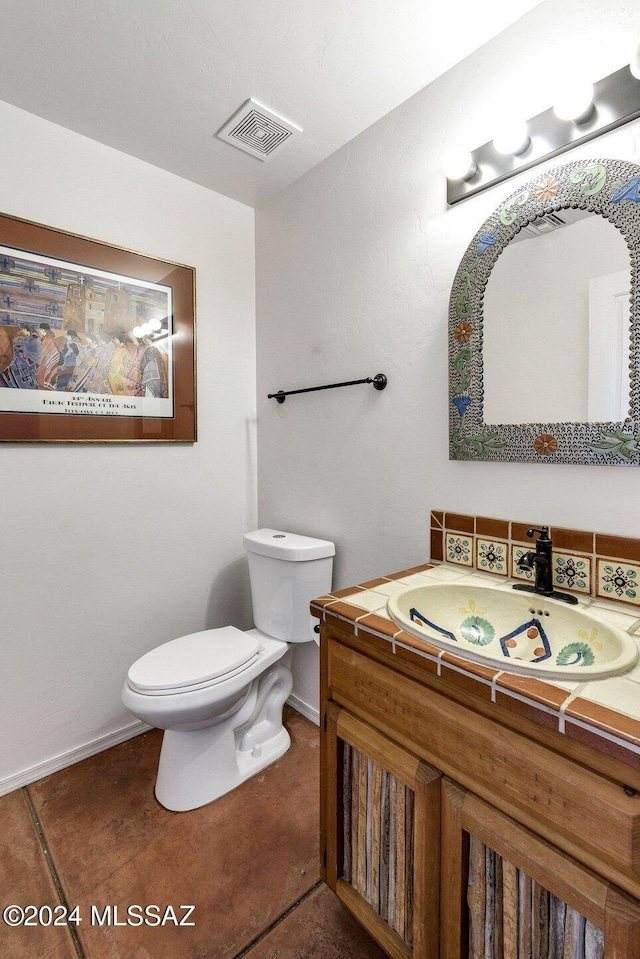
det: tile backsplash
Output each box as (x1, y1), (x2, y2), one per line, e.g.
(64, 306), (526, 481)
(431, 510), (640, 608)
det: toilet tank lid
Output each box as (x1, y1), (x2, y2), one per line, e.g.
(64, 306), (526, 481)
(244, 529), (335, 561)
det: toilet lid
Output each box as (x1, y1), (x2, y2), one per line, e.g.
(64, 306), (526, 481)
(127, 626), (261, 694)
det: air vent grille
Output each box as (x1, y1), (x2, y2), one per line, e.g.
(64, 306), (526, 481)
(524, 213), (567, 236)
(217, 99), (301, 161)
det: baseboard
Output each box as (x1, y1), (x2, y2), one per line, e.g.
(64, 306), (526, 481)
(287, 693), (319, 726)
(0, 720), (151, 797)
(2, 698), (317, 798)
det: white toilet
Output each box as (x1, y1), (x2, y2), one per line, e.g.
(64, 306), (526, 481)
(121, 529), (334, 811)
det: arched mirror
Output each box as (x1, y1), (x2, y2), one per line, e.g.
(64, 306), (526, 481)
(449, 158), (640, 464)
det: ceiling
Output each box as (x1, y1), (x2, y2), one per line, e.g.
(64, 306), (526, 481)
(0, 0), (543, 208)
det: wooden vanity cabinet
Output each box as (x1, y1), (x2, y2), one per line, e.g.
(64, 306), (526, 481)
(440, 779), (640, 959)
(319, 620), (640, 959)
(323, 702), (441, 959)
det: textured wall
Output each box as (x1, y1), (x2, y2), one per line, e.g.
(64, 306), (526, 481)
(0, 101), (256, 789)
(255, 0), (640, 715)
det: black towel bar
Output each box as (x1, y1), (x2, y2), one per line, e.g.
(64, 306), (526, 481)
(268, 373), (387, 404)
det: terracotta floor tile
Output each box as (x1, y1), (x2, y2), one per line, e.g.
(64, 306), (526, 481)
(242, 884), (389, 959)
(29, 708), (321, 959)
(28, 728), (167, 899)
(0, 790), (77, 959)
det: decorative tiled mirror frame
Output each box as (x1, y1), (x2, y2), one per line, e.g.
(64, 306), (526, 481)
(448, 157), (640, 465)
(431, 510), (640, 610)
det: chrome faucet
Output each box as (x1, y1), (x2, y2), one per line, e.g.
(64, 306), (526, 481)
(512, 526), (578, 605)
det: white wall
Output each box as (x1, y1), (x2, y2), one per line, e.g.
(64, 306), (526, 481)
(0, 101), (256, 791)
(255, 0), (640, 717)
(483, 215), (629, 423)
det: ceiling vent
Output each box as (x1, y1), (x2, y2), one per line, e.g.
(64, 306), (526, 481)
(514, 207), (594, 244)
(217, 98), (301, 161)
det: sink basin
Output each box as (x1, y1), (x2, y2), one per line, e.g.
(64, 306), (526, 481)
(387, 583), (638, 679)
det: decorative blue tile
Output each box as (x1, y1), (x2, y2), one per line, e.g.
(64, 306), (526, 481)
(511, 546), (533, 582)
(553, 552), (591, 594)
(597, 560), (640, 606)
(446, 534), (473, 567)
(476, 538), (507, 576)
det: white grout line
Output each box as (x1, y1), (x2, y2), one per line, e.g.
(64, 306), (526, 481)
(394, 640), (440, 672)
(564, 715), (640, 756)
(438, 657), (495, 690)
(558, 683), (587, 733)
(493, 685), (562, 722)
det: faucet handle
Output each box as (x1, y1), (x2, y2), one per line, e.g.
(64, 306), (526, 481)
(527, 525), (551, 542)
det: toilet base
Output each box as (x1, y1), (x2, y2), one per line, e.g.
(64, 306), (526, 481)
(235, 725), (291, 781)
(154, 658), (293, 811)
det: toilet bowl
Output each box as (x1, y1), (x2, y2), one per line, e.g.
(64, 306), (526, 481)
(122, 530), (334, 811)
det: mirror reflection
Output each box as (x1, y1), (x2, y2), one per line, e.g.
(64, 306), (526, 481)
(483, 210), (631, 425)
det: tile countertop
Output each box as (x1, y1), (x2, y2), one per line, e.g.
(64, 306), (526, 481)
(311, 562), (640, 771)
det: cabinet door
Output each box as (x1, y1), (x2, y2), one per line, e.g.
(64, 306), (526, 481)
(441, 778), (640, 959)
(322, 703), (441, 959)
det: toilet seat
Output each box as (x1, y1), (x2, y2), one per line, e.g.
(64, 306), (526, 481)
(127, 626), (261, 696)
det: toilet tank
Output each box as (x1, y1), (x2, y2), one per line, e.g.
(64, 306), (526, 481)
(243, 529), (335, 643)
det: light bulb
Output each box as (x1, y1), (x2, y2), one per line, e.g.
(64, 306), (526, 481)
(442, 148), (477, 182)
(553, 80), (594, 123)
(149, 318), (161, 331)
(493, 120), (530, 156)
(631, 43), (640, 80)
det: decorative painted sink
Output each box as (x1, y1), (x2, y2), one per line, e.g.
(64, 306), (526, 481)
(386, 583), (638, 679)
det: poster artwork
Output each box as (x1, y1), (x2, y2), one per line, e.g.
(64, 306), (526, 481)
(0, 246), (173, 419)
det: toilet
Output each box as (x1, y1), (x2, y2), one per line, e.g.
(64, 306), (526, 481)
(121, 529), (335, 811)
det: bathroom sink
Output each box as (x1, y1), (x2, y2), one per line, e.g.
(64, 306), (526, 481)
(386, 583), (638, 679)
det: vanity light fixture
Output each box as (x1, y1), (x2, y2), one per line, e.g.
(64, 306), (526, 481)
(492, 119), (531, 156)
(446, 59), (640, 204)
(442, 147), (477, 182)
(553, 79), (595, 124)
(132, 318), (164, 340)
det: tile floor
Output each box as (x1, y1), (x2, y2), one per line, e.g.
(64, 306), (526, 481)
(1, 707), (387, 959)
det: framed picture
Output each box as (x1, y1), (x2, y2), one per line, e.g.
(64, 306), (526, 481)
(0, 213), (196, 442)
